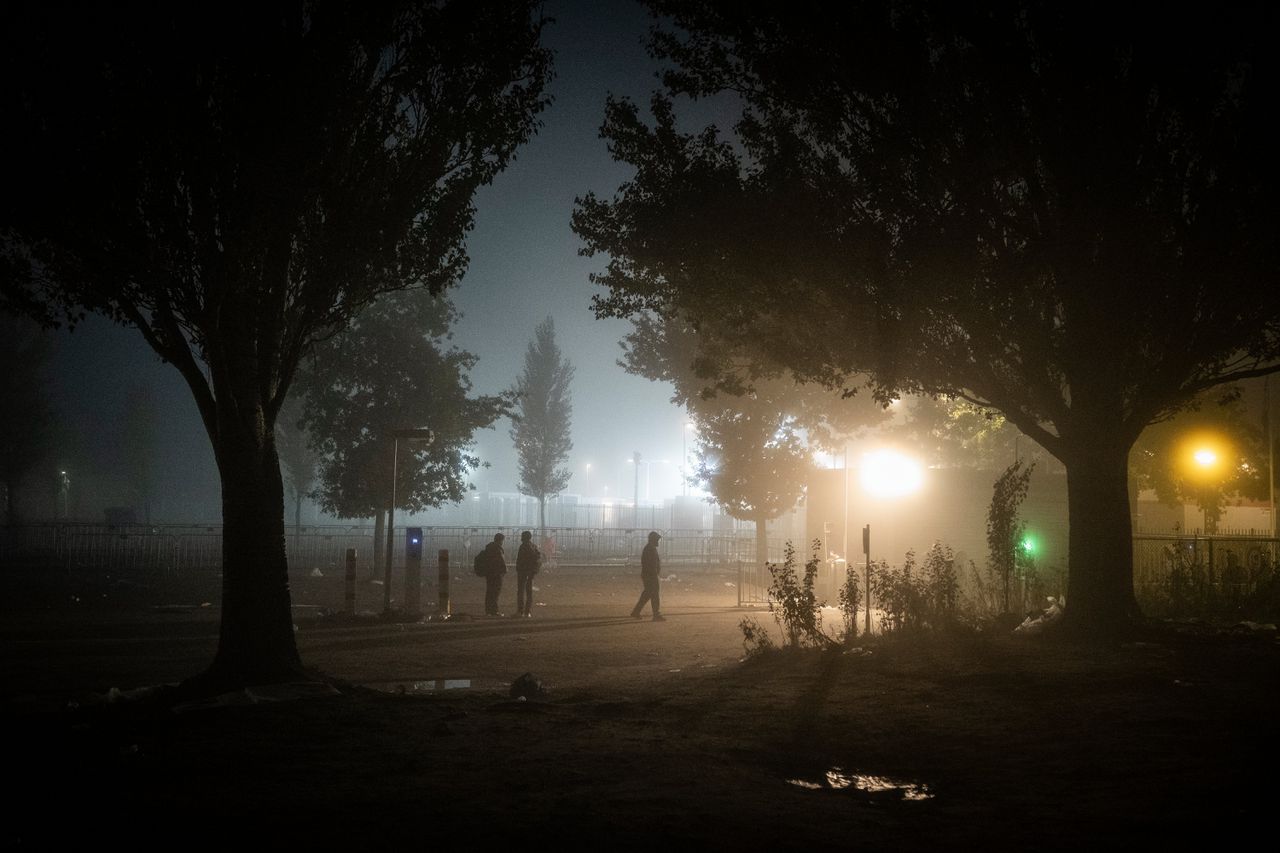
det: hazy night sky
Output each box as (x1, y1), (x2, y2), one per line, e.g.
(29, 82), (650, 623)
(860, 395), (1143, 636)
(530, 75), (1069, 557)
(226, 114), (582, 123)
(46, 0), (704, 522)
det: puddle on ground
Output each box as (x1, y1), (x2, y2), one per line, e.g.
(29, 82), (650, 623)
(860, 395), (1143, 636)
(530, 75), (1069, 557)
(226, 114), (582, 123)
(365, 679), (479, 694)
(786, 767), (934, 801)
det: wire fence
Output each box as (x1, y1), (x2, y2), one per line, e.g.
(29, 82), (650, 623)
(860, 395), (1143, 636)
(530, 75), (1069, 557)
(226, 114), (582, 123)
(7, 523), (1276, 620)
(1133, 533), (1279, 618)
(0, 522), (773, 580)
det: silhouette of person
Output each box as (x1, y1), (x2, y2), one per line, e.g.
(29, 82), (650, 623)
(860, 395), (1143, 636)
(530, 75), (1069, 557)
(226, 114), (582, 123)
(630, 531), (665, 621)
(482, 532), (507, 616)
(514, 530), (541, 617)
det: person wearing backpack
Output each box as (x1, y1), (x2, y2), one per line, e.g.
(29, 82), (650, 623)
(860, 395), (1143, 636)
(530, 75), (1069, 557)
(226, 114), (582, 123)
(479, 532), (507, 616)
(514, 530), (542, 618)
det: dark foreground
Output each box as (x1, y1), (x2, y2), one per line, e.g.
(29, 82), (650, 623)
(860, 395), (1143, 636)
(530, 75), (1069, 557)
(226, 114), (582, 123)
(2, 567), (1277, 849)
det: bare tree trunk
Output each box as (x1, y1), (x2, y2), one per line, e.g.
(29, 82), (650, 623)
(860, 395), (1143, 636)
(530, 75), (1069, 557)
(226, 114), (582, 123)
(206, 421), (302, 686)
(1062, 440), (1142, 637)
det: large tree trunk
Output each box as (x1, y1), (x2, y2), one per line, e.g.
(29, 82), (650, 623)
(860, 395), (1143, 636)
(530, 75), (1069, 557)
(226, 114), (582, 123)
(1061, 440), (1142, 637)
(207, 421), (302, 686)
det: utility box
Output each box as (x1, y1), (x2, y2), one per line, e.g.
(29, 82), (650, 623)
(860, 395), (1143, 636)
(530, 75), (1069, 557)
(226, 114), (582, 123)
(404, 527), (424, 616)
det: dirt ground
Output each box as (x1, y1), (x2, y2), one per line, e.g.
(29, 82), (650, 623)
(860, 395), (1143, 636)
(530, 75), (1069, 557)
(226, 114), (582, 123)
(3, 564), (1278, 849)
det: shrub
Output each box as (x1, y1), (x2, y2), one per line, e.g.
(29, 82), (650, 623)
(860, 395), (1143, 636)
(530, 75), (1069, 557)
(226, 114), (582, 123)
(767, 540), (837, 649)
(738, 616), (775, 657)
(738, 540), (840, 651)
(836, 561), (862, 643)
(871, 543), (964, 632)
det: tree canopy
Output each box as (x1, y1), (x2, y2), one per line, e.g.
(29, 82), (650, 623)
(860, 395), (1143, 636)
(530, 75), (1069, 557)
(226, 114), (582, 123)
(511, 317), (575, 529)
(1, 1), (551, 685)
(299, 290), (508, 520)
(574, 1), (1280, 635)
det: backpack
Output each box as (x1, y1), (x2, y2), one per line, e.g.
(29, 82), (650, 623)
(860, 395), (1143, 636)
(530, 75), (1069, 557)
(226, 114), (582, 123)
(473, 549), (486, 577)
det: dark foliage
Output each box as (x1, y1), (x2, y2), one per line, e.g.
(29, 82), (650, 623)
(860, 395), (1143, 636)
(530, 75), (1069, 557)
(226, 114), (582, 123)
(574, 1), (1280, 636)
(0, 1), (551, 685)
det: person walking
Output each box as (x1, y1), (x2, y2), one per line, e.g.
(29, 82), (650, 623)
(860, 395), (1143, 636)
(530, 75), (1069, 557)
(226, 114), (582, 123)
(514, 530), (541, 617)
(630, 530), (665, 621)
(482, 532), (507, 616)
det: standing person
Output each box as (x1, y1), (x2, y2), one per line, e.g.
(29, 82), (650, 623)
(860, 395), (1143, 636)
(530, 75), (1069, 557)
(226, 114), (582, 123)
(630, 531), (665, 621)
(482, 532), (507, 616)
(514, 530), (541, 618)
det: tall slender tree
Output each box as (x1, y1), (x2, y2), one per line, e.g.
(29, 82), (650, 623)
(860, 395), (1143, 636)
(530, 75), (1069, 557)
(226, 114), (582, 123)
(511, 317), (575, 531)
(1, 2), (551, 687)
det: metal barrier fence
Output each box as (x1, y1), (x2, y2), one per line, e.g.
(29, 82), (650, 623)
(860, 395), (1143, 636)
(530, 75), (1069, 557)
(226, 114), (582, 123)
(1133, 533), (1279, 616)
(12, 523), (1277, 619)
(0, 522), (771, 578)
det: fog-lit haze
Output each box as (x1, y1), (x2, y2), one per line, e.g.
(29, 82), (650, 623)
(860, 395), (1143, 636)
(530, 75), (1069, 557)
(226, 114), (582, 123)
(47, 0), (698, 522)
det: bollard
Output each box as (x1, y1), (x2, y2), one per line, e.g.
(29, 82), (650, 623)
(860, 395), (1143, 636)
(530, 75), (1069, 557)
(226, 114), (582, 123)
(345, 548), (357, 615)
(404, 527), (423, 617)
(438, 549), (450, 615)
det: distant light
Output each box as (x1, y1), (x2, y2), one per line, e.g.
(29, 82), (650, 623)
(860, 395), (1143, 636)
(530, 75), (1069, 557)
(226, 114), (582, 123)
(860, 450), (924, 498)
(1021, 534), (1037, 555)
(1193, 449), (1217, 468)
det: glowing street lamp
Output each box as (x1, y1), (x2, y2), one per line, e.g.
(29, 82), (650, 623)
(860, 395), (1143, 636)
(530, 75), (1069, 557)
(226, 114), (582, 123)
(1180, 432), (1231, 534)
(859, 449), (925, 499)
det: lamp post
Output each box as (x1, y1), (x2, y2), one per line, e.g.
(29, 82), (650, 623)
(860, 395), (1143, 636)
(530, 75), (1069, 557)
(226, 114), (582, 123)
(682, 422), (695, 497)
(857, 448), (926, 633)
(632, 451), (641, 527)
(1191, 446), (1220, 534)
(584, 462), (591, 499)
(56, 469), (70, 520)
(384, 427), (434, 614)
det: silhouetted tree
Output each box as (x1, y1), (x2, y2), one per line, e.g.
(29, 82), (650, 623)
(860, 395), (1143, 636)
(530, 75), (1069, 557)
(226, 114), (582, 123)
(275, 395), (318, 547)
(621, 311), (885, 569)
(690, 399), (811, 573)
(0, 316), (55, 524)
(511, 317), (574, 532)
(0, 2), (551, 686)
(575, 2), (1280, 636)
(298, 291), (509, 569)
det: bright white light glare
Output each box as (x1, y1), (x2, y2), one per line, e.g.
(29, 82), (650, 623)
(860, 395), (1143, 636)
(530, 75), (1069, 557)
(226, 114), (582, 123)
(1193, 449), (1217, 467)
(860, 450), (924, 498)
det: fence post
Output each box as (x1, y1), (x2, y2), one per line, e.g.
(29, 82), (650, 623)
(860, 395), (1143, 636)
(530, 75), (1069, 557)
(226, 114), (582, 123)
(438, 549), (450, 616)
(345, 548), (357, 615)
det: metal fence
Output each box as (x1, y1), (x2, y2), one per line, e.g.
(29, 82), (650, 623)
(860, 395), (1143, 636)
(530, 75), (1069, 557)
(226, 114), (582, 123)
(0, 522), (773, 579)
(1133, 533), (1279, 617)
